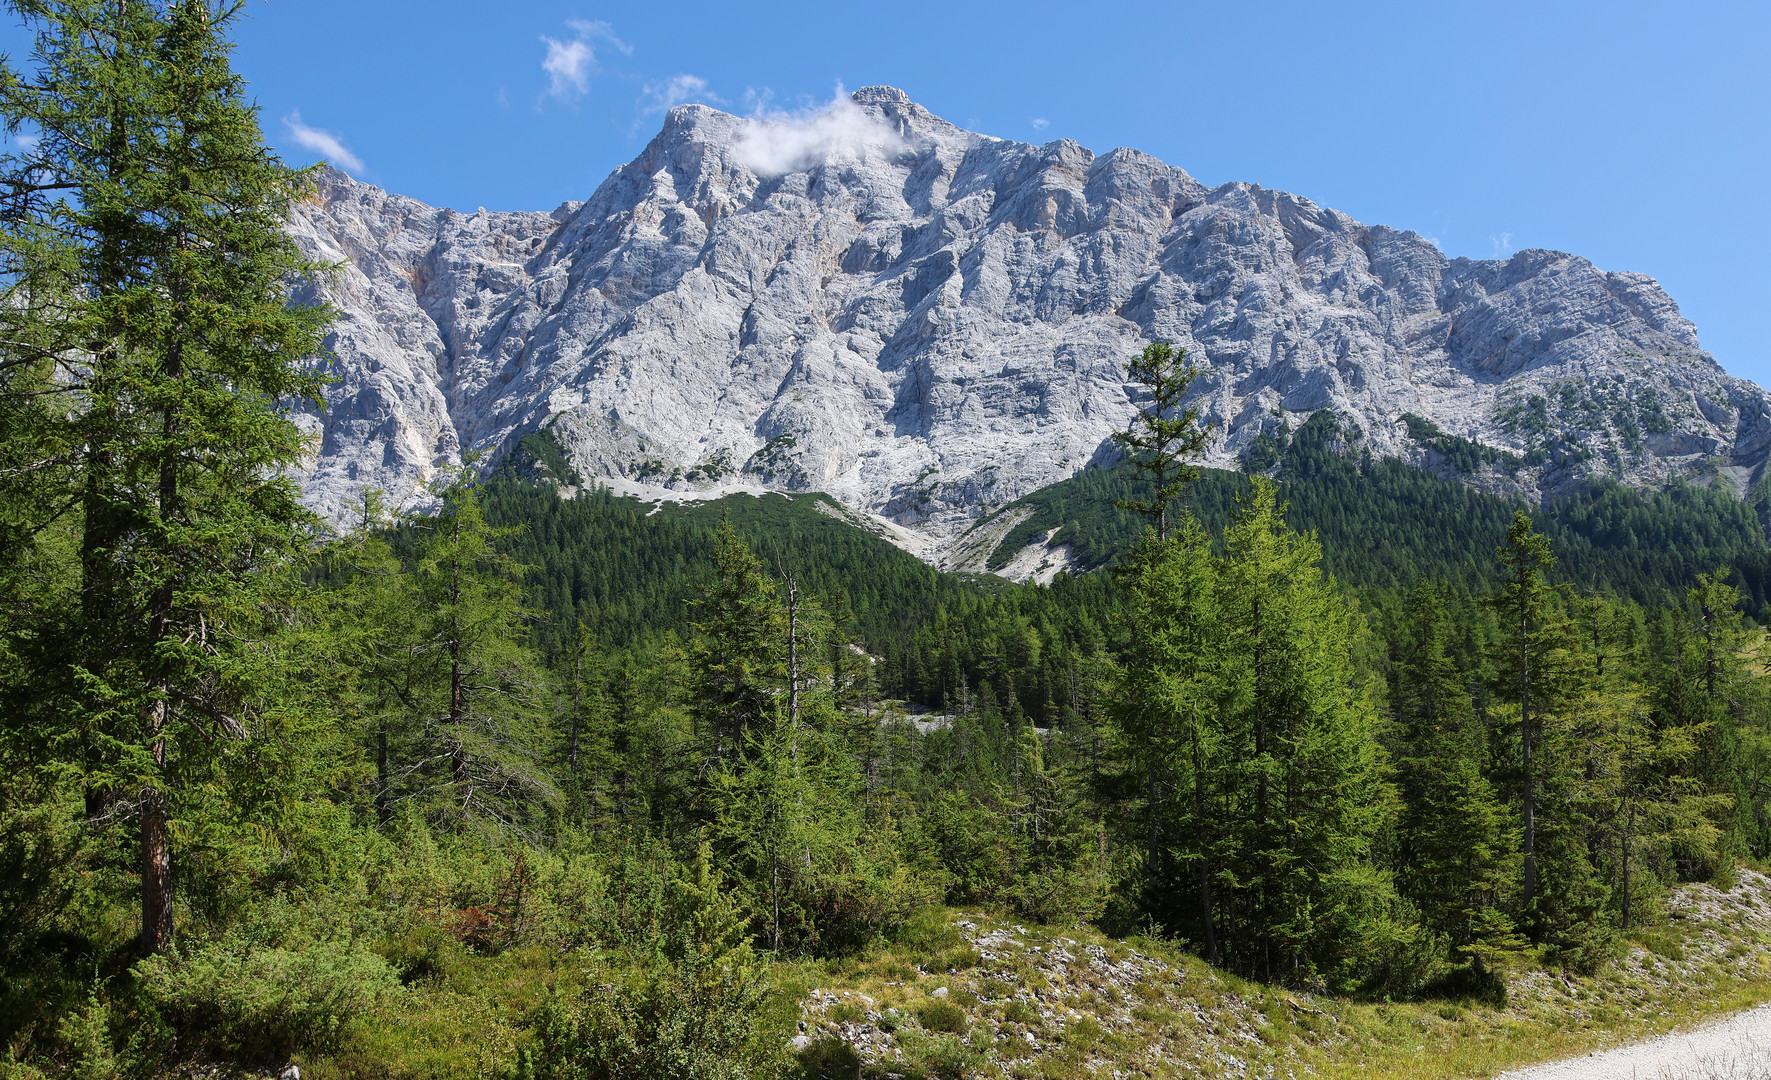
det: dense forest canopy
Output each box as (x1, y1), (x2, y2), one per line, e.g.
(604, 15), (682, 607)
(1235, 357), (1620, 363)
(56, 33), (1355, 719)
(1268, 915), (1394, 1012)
(3, 7), (1771, 1079)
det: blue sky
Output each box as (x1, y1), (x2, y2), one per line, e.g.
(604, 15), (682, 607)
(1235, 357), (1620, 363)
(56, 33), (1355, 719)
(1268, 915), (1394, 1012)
(25, 1), (1771, 384)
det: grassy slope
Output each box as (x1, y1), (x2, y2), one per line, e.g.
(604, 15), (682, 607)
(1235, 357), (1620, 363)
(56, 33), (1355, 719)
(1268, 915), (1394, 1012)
(296, 870), (1771, 1080)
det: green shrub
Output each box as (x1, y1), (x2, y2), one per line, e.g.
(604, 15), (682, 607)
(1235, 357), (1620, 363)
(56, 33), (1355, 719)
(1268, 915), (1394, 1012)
(796, 1038), (860, 1080)
(912, 999), (966, 1034)
(531, 847), (789, 1080)
(913, 1035), (978, 1079)
(134, 938), (401, 1059)
(891, 907), (960, 954)
(373, 922), (461, 985)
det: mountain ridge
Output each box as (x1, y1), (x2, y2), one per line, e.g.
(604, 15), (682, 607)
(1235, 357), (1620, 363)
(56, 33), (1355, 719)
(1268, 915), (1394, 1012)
(287, 86), (1771, 561)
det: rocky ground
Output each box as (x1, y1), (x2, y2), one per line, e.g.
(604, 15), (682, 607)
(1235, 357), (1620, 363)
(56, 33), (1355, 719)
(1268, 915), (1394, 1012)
(791, 871), (1771, 1079)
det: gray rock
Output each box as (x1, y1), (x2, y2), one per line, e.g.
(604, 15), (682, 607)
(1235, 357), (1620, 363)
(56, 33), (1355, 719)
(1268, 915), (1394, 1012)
(288, 86), (1771, 559)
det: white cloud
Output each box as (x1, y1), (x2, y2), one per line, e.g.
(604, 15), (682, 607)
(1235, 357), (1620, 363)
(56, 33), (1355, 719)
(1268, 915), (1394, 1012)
(639, 74), (716, 116)
(1492, 231), (1515, 257)
(1031, 117), (1049, 131)
(732, 85), (908, 178)
(283, 111), (363, 173)
(541, 19), (630, 102)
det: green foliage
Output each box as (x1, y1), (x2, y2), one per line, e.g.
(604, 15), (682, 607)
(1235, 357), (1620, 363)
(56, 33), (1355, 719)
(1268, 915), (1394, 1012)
(1399, 413), (1523, 473)
(981, 410), (1771, 610)
(0, 0), (337, 955)
(4, 27), (1771, 1064)
(134, 937), (401, 1059)
(1112, 341), (1210, 541)
(532, 847), (787, 1080)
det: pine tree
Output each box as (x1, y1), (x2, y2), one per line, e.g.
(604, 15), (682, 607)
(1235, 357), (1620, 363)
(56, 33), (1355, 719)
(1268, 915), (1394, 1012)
(0, 0), (332, 952)
(1112, 341), (1210, 541)
(1115, 514), (1225, 957)
(1390, 579), (1520, 964)
(352, 468), (557, 833)
(1212, 478), (1394, 986)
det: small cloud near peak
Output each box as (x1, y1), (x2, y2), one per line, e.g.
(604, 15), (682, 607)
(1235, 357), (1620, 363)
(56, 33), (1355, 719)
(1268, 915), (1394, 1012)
(640, 74), (717, 116)
(541, 19), (629, 103)
(283, 111), (363, 173)
(1031, 117), (1049, 132)
(732, 84), (908, 178)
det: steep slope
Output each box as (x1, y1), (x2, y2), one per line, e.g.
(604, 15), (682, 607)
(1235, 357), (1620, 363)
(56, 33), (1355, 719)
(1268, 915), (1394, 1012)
(288, 87), (1771, 555)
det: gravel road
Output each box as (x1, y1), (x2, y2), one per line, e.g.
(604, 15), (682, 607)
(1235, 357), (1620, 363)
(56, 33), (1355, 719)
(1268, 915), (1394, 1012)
(1494, 1002), (1771, 1079)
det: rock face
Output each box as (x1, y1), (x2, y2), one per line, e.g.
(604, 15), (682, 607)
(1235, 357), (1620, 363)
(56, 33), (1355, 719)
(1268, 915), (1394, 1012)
(288, 86), (1771, 555)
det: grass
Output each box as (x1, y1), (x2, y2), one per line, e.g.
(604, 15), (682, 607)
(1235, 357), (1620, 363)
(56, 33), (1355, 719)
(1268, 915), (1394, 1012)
(278, 871), (1771, 1080)
(789, 870), (1771, 1080)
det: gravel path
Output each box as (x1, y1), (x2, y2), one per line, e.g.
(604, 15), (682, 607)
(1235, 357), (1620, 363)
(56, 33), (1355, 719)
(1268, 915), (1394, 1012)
(1495, 1002), (1771, 1080)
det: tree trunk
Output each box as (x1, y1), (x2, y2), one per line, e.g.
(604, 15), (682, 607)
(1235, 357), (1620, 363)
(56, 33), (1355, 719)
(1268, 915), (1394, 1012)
(140, 701), (173, 953)
(568, 649), (582, 775)
(376, 725), (391, 826)
(1520, 614), (1536, 914)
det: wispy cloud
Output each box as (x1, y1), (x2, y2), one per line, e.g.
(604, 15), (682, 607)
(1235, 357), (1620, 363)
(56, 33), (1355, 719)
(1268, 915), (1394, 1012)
(639, 74), (716, 116)
(541, 19), (630, 103)
(1031, 117), (1049, 132)
(732, 84), (908, 178)
(1492, 231), (1515, 258)
(283, 111), (363, 173)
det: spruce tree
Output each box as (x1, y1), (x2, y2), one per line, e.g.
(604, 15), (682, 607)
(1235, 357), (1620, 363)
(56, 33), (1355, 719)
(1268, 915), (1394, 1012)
(1391, 579), (1519, 964)
(0, 0), (332, 952)
(1489, 512), (1565, 923)
(686, 516), (784, 769)
(1213, 478), (1393, 986)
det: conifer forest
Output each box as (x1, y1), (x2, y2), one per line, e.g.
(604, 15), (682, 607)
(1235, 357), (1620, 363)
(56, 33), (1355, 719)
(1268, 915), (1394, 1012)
(5, 4), (1771, 1079)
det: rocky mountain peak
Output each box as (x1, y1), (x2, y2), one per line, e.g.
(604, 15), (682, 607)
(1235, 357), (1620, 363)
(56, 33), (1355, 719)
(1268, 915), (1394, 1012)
(286, 90), (1771, 560)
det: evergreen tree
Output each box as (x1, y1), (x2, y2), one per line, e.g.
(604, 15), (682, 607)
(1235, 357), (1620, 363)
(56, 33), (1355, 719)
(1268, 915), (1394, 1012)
(0, 0), (332, 952)
(1115, 515), (1224, 957)
(1390, 579), (1520, 964)
(686, 516), (784, 769)
(351, 469), (557, 832)
(1213, 478), (1395, 986)
(1489, 512), (1568, 924)
(1112, 341), (1210, 541)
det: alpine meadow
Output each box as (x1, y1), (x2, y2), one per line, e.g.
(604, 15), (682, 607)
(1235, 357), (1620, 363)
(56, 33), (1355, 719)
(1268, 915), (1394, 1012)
(8, 4), (1771, 1080)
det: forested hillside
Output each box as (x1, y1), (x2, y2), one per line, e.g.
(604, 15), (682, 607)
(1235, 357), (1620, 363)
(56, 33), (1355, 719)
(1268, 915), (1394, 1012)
(986, 411), (1771, 607)
(5, 6), (1771, 1080)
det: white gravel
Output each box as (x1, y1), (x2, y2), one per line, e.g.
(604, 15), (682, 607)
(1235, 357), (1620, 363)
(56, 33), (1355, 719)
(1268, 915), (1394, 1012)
(1496, 1002), (1771, 1080)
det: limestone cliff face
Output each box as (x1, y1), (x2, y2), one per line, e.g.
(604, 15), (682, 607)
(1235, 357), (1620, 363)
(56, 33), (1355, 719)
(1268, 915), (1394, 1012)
(289, 86), (1771, 554)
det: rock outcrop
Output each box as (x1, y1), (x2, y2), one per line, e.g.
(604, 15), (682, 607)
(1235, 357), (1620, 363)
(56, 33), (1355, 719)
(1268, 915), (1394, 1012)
(288, 86), (1771, 555)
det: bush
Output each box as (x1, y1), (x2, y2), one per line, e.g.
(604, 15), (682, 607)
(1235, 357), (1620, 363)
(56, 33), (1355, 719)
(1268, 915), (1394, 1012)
(796, 1038), (859, 1080)
(912, 999), (967, 1034)
(531, 847), (789, 1080)
(134, 938), (401, 1059)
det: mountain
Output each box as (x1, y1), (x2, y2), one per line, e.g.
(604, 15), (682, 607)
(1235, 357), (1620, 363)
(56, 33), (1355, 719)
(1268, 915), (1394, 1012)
(287, 86), (1771, 561)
